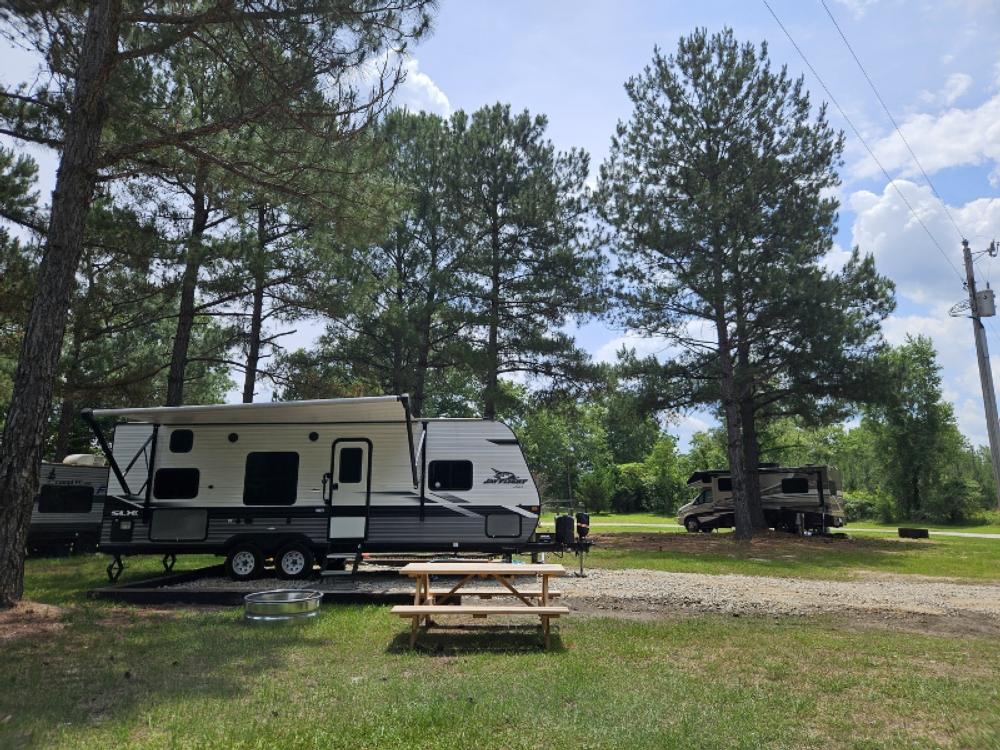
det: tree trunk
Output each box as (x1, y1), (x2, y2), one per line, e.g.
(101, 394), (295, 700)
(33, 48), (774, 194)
(715, 325), (752, 540)
(242, 272), (265, 403)
(242, 205), (267, 404)
(411, 241), (441, 419)
(740, 400), (769, 530)
(53, 399), (77, 462)
(165, 170), (209, 407)
(0, 0), (121, 608)
(482, 219), (501, 420)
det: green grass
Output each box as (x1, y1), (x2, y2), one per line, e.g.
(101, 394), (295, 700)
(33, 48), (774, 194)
(543, 511), (1000, 535)
(584, 534), (1000, 581)
(850, 514), (1000, 535)
(3, 564), (1000, 749)
(22, 553), (219, 605)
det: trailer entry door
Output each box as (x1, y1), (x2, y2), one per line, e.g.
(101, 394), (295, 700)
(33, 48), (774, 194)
(328, 439), (371, 540)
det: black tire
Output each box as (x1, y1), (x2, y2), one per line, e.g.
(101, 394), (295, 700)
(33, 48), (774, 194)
(684, 516), (701, 533)
(225, 543), (264, 581)
(276, 542), (314, 580)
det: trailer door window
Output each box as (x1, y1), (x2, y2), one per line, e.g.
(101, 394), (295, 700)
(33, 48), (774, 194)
(338, 448), (364, 484)
(153, 468), (200, 499)
(37, 485), (94, 514)
(428, 460), (473, 491)
(244, 452), (299, 505)
(781, 477), (810, 494)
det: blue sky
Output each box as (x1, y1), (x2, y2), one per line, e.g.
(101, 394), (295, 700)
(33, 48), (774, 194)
(389, 0), (1000, 447)
(3, 1), (1000, 448)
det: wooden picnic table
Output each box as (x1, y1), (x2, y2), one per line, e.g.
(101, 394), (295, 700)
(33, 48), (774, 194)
(391, 562), (569, 648)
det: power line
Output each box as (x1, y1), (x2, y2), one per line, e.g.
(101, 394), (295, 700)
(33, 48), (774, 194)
(819, 0), (967, 245)
(760, 0), (966, 284)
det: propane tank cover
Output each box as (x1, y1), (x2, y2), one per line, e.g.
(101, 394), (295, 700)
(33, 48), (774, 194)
(976, 288), (996, 317)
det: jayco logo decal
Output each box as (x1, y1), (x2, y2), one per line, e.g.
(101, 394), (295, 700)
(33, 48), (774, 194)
(484, 468), (528, 485)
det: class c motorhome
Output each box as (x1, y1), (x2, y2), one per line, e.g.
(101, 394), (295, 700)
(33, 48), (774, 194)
(83, 395), (552, 580)
(28, 456), (109, 554)
(677, 465), (845, 533)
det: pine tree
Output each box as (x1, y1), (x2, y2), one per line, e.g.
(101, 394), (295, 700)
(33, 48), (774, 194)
(598, 29), (892, 538)
(0, 0), (435, 606)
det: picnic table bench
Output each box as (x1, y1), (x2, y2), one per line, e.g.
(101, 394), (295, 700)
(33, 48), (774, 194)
(391, 562), (569, 648)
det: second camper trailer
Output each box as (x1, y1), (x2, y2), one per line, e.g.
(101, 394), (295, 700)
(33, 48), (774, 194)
(677, 465), (845, 533)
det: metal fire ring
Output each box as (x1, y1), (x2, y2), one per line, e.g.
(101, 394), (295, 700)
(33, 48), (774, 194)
(244, 589), (322, 624)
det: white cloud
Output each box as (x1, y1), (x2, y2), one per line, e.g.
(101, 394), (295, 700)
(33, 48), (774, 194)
(848, 180), (973, 306)
(821, 242), (853, 273)
(831, 0), (879, 19)
(395, 57), (451, 117)
(593, 332), (671, 364)
(851, 91), (1000, 184)
(918, 72), (972, 107)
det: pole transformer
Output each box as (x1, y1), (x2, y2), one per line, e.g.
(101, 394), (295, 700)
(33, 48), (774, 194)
(961, 239), (1000, 510)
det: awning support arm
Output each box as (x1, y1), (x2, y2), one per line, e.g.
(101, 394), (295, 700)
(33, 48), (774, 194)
(400, 395), (418, 488)
(81, 409), (131, 496)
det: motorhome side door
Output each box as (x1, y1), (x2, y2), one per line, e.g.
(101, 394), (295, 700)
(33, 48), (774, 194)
(327, 439), (371, 540)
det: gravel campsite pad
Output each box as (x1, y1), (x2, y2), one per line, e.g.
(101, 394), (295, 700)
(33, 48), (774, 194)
(163, 560), (1000, 633)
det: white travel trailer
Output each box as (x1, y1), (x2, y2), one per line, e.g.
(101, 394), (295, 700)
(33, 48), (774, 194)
(28, 457), (109, 554)
(84, 396), (553, 580)
(677, 465), (846, 533)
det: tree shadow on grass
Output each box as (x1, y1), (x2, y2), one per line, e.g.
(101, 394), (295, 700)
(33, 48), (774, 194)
(384, 622), (566, 655)
(0, 608), (333, 748)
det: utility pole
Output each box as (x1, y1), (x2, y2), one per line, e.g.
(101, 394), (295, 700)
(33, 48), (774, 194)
(961, 239), (1000, 510)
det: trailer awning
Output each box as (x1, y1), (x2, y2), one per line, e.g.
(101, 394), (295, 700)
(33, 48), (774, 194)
(86, 395), (409, 425)
(83, 395), (420, 487)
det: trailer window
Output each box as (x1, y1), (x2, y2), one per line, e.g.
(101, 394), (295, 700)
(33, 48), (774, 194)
(244, 452), (299, 506)
(37, 485), (94, 514)
(169, 429), (194, 453)
(428, 460), (473, 491)
(338, 448), (364, 484)
(781, 477), (810, 494)
(153, 468), (200, 499)
(716, 478), (732, 492)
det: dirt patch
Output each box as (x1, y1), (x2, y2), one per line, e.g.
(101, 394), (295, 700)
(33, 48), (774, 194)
(0, 601), (65, 642)
(592, 530), (919, 555)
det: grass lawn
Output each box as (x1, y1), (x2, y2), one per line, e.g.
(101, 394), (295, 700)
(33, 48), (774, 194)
(849, 516), (1000, 535)
(583, 533), (1000, 582)
(2, 556), (999, 749)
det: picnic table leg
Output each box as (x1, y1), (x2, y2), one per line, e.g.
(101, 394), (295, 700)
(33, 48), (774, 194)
(542, 615), (550, 649)
(410, 615), (419, 648)
(542, 574), (549, 606)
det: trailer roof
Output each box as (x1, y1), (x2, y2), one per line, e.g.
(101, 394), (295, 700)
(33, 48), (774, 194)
(85, 395), (410, 425)
(686, 465), (832, 485)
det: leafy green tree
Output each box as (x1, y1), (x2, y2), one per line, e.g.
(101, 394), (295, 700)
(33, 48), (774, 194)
(864, 336), (965, 521)
(0, 0), (435, 607)
(313, 111), (473, 417)
(516, 404), (613, 504)
(599, 28), (893, 538)
(453, 104), (603, 419)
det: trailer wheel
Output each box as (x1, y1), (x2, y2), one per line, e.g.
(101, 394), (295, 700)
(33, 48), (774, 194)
(225, 543), (263, 581)
(684, 517), (701, 533)
(276, 543), (314, 580)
